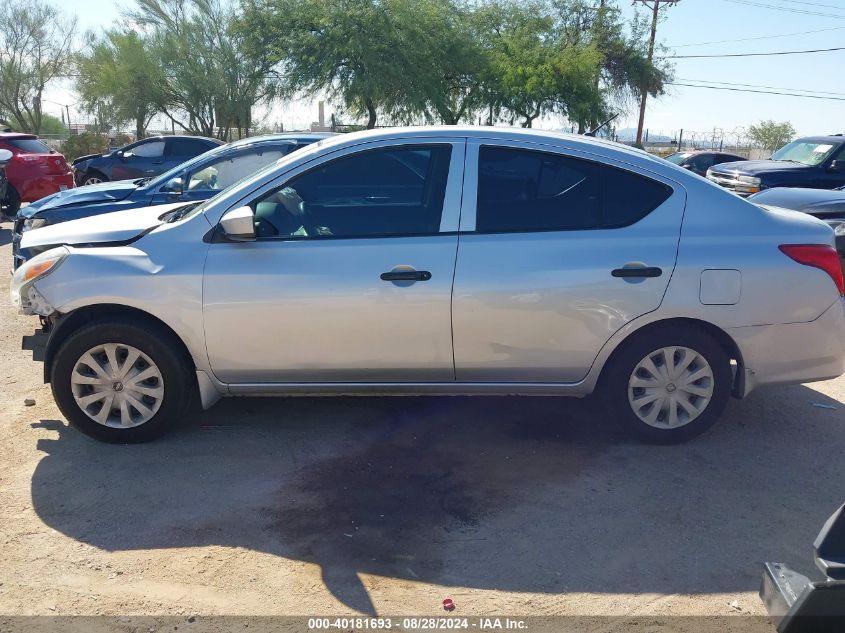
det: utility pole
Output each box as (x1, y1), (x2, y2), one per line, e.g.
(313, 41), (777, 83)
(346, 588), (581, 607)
(633, 0), (679, 147)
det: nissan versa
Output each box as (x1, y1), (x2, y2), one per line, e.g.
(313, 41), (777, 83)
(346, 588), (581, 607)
(12, 128), (845, 443)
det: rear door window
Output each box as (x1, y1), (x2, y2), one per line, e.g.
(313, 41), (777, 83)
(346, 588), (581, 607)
(169, 138), (213, 157)
(475, 146), (672, 233)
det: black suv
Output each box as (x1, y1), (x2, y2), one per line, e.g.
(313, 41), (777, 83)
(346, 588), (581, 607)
(72, 135), (221, 186)
(706, 134), (845, 196)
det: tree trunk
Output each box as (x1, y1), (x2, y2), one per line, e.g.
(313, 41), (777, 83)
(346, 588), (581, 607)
(136, 110), (145, 140)
(365, 99), (377, 129)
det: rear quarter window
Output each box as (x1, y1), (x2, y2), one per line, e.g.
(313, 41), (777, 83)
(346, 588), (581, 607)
(476, 146), (673, 233)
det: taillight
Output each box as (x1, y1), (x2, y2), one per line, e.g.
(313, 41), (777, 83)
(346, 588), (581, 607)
(779, 244), (845, 296)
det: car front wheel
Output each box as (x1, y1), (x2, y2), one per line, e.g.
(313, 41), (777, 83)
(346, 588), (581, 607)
(602, 325), (731, 443)
(51, 317), (192, 442)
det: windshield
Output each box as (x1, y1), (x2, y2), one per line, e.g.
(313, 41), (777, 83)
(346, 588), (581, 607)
(192, 138), (331, 218)
(665, 152), (691, 165)
(771, 140), (839, 166)
(142, 143), (233, 190)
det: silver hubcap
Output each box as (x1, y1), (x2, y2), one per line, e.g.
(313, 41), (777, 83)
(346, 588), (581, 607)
(70, 343), (164, 428)
(628, 346), (714, 429)
(84, 177), (102, 185)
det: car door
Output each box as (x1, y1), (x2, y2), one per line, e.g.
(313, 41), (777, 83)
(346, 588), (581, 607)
(452, 140), (685, 383)
(111, 140), (166, 181)
(202, 138), (465, 383)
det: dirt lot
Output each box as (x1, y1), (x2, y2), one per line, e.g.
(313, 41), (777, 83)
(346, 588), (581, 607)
(0, 218), (843, 622)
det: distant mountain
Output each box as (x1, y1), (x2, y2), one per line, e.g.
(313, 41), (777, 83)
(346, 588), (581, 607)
(615, 128), (674, 143)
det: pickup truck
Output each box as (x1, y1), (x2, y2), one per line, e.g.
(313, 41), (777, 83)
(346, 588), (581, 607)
(707, 135), (845, 196)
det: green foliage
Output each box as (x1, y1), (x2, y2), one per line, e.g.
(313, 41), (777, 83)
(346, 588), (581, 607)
(749, 120), (796, 151)
(61, 132), (108, 162)
(0, 0), (77, 133)
(38, 114), (70, 138)
(76, 30), (164, 138)
(130, 0), (280, 140)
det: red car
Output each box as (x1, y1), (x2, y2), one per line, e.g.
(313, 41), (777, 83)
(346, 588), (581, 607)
(0, 133), (74, 215)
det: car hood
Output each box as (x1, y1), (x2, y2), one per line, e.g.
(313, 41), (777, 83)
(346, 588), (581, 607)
(749, 187), (845, 216)
(709, 160), (811, 177)
(20, 202), (188, 250)
(19, 180), (140, 217)
(71, 152), (107, 166)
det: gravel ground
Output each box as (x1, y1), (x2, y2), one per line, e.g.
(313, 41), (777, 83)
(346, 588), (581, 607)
(0, 218), (843, 622)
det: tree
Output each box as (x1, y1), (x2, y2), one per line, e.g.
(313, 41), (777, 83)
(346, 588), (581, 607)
(0, 0), (77, 133)
(475, 1), (601, 128)
(130, 0), (280, 140)
(749, 120), (796, 151)
(76, 30), (164, 139)
(239, 0), (433, 129)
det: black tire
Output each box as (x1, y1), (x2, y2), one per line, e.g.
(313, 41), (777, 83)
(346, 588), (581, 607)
(80, 171), (108, 187)
(600, 324), (731, 444)
(50, 316), (193, 443)
(2, 184), (20, 217)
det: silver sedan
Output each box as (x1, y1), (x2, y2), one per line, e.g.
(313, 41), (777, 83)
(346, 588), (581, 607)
(12, 127), (845, 443)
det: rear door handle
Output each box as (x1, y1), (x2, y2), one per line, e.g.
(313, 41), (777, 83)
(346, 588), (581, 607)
(380, 270), (432, 282)
(611, 266), (663, 278)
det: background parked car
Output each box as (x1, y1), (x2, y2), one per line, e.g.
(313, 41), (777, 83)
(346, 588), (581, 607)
(13, 133), (334, 268)
(0, 133), (74, 216)
(664, 150), (746, 176)
(750, 185), (845, 272)
(71, 135), (222, 186)
(707, 134), (845, 195)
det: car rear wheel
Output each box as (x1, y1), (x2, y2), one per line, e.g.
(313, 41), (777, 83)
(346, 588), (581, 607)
(602, 325), (731, 443)
(81, 171), (108, 186)
(51, 317), (192, 442)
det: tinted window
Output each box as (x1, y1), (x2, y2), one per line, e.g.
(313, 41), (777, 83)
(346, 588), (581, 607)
(476, 147), (671, 233)
(7, 138), (50, 153)
(186, 147), (287, 192)
(715, 154), (745, 164)
(130, 141), (165, 158)
(251, 145), (452, 239)
(688, 154), (714, 171)
(170, 138), (213, 156)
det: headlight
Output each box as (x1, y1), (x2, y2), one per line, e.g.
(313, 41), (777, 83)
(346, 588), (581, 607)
(22, 217), (49, 232)
(10, 247), (68, 315)
(736, 175), (762, 194)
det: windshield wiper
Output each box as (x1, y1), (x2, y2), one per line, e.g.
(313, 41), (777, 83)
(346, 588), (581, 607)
(161, 202), (200, 223)
(133, 177), (153, 185)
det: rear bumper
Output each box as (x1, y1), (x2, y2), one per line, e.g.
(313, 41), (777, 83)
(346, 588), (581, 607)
(728, 299), (845, 396)
(17, 172), (74, 202)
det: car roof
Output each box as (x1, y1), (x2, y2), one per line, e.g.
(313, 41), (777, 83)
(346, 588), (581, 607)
(794, 135), (845, 143)
(226, 132), (337, 148)
(312, 125), (665, 167)
(135, 135), (222, 145)
(0, 132), (38, 140)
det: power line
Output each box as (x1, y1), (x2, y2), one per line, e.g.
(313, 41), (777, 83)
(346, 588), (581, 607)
(720, 0), (845, 19)
(664, 45), (845, 58)
(667, 25), (845, 48)
(668, 82), (845, 100)
(774, 0), (845, 10)
(676, 78), (845, 96)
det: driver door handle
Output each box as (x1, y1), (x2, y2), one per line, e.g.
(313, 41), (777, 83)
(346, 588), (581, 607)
(611, 266), (663, 278)
(380, 270), (432, 282)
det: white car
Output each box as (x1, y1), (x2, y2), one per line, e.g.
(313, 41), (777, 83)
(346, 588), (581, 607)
(12, 127), (845, 443)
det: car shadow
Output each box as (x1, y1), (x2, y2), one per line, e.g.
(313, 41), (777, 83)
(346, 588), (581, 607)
(30, 386), (844, 614)
(0, 222), (12, 247)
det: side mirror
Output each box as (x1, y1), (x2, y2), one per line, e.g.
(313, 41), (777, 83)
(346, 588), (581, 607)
(162, 177), (183, 195)
(681, 163), (693, 170)
(219, 206), (256, 241)
(829, 160), (845, 173)
(0, 148), (12, 167)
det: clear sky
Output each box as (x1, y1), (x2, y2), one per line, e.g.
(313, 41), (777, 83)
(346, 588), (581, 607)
(43, 0), (845, 137)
